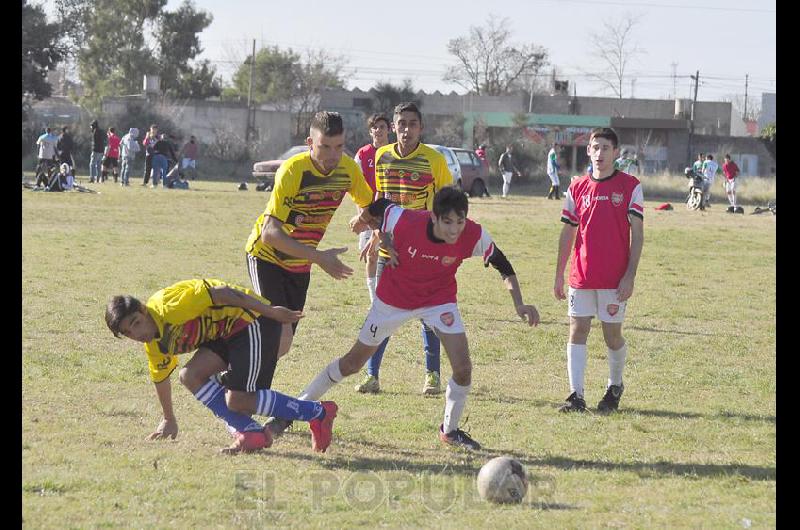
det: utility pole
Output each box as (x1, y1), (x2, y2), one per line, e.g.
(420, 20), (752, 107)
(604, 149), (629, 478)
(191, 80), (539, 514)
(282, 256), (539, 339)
(687, 70), (699, 165)
(743, 73), (749, 120)
(528, 73), (535, 113)
(245, 39), (256, 145)
(670, 62), (678, 99)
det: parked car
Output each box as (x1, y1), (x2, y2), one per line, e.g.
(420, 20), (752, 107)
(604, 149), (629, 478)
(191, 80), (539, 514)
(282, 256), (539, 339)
(426, 144), (462, 187)
(450, 147), (491, 197)
(252, 145), (353, 190)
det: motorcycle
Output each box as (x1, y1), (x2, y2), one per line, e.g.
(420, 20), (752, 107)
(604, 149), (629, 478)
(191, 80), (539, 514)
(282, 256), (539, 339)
(684, 167), (706, 211)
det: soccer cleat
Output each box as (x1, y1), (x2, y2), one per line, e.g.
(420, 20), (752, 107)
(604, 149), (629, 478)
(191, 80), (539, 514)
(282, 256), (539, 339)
(422, 371), (442, 395)
(309, 401), (338, 453)
(597, 384), (624, 413)
(220, 428), (273, 455)
(439, 423), (481, 450)
(265, 417), (293, 437)
(558, 392), (587, 413)
(354, 373), (380, 394)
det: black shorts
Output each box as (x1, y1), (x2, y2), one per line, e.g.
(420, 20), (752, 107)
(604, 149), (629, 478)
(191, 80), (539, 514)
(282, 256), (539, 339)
(247, 255), (310, 332)
(102, 157), (118, 168)
(205, 316), (281, 392)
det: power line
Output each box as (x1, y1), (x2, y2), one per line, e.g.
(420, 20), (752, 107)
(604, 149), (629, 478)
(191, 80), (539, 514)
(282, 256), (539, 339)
(528, 0), (774, 13)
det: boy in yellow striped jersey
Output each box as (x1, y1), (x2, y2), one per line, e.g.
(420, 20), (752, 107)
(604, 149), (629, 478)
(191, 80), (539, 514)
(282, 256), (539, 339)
(105, 279), (338, 454)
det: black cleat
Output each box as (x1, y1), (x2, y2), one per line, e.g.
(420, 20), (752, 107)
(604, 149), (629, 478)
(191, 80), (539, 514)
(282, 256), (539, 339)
(439, 424), (481, 450)
(597, 384), (624, 413)
(265, 417), (293, 437)
(558, 392), (587, 413)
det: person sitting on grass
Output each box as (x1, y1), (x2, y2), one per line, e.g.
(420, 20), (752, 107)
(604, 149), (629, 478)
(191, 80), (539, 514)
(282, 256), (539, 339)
(297, 186), (540, 451)
(105, 278), (338, 454)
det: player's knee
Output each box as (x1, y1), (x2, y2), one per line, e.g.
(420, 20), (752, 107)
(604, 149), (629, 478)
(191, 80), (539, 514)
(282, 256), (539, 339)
(569, 325), (590, 344)
(451, 358), (472, 386)
(178, 367), (198, 391)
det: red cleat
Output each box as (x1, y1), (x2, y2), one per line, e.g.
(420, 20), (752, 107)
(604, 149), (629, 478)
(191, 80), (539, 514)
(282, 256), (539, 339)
(220, 427), (273, 455)
(309, 401), (338, 453)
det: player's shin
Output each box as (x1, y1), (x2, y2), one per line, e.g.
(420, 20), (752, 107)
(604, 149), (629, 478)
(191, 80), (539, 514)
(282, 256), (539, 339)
(607, 343), (628, 387)
(255, 389), (325, 421)
(194, 377), (262, 433)
(442, 377), (471, 433)
(567, 343), (588, 396)
(298, 359), (344, 401)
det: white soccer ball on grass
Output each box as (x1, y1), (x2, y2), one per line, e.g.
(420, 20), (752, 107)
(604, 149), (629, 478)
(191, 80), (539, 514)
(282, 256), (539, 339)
(476, 456), (529, 504)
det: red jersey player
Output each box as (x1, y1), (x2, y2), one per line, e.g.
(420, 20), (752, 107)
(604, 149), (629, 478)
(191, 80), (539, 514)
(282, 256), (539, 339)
(297, 186), (540, 450)
(353, 113), (390, 303)
(554, 127), (644, 413)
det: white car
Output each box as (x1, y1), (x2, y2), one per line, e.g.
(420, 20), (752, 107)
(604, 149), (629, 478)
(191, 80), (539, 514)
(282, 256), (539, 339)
(426, 144), (462, 185)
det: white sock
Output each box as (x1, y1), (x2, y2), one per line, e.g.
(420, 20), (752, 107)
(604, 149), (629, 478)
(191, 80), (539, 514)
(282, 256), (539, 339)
(567, 343), (587, 397)
(442, 378), (471, 433)
(298, 359), (343, 401)
(607, 343), (627, 387)
(366, 276), (377, 304)
(502, 182), (510, 197)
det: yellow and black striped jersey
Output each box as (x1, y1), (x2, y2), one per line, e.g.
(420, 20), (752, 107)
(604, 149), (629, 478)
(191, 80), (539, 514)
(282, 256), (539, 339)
(374, 142), (453, 257)
(245, 152), (374, 273)
(143, 279), (270, 383)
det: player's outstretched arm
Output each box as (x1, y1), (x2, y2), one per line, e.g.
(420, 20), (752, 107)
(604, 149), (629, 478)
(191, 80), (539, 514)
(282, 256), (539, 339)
(148, 378), (178, 440)
(209, 286), (304, 324)
(261, 216), (353, 280)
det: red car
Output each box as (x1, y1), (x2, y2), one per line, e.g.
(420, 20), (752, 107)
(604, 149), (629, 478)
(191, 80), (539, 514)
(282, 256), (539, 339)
(252, 145), (355, 190)
(451, 148), (491, 197)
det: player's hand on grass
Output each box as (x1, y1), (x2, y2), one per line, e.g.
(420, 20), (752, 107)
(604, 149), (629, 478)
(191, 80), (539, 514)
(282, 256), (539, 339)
(617, 274), (635, 302)
(553, 276), (567, 300)
(316, 247), (353, 279)
(148, 417), (178, 440)
(268, 306), (304, 324)
(516, 304), (540, 326)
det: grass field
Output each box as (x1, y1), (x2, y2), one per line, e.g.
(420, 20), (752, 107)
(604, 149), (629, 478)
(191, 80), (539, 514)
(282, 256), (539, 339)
(22, 178), (775, 528)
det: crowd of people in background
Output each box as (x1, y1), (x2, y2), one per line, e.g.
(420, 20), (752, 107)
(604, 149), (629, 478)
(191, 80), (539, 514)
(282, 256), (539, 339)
(30, 119), (200, 191)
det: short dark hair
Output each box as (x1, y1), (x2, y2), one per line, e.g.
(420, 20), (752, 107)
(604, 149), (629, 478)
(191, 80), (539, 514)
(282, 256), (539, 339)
(367, 113), (389, 128)
(589, 127), (619, 148)
(725, 153), (731, 159)
(108, 127), (115, 134)
(105, 295), (142, 338)
(45, 127), (51, 133)
(62, 126), (69, 133)
(706, 154), (713, 160)
(393, 102), (422, 122)
(433, 186), (469, 219)
(310, 111), (344, 136)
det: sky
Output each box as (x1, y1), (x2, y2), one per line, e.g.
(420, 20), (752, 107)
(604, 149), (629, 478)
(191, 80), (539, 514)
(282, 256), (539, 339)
(40, 0), (776, 107)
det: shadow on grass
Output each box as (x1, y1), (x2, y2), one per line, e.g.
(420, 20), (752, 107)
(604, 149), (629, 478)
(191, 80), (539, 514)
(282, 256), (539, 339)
(490, 449), (775, 482)
(626, 325), (715, 336)
(621, 407), (775, 423)
(259, 436), (775, 482)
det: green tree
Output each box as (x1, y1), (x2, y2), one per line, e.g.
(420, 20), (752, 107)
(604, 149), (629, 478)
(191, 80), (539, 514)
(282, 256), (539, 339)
(760, 122), (776, 158)
(371, 79), (419, 117)
(156, 1), (219, 98)
(56, 0), (218, 109)
(225, 46), (347, 138)
(22, 0), (68, 117)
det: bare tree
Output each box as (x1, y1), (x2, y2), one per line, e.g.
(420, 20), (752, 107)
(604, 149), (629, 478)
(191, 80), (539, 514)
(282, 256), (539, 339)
(584, 13), (645, 99)
(444, 14), (548, 96)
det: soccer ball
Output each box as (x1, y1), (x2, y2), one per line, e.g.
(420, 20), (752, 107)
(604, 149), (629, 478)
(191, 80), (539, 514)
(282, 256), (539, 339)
(476, 456), (529, 504)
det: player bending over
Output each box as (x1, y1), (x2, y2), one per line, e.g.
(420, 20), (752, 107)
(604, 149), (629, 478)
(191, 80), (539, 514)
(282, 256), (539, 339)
(105, 279), (338, 454)
(297, 187), (540, 450)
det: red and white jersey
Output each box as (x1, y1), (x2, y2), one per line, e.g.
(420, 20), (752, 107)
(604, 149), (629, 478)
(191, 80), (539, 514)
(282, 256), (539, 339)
(376, 205), (495, 309)
(561, 171), (644, 289)
(354, 144), (378, 194)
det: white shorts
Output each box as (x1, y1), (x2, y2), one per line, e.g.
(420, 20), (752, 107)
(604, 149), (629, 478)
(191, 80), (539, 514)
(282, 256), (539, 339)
(181, 158), (196, 169)
(357, 297), (465, 346)
(358, 229), (373, 252)
(567, 287), (627, 323)
(548, 172), (559, 186)
(502, 171), (513, 184)
(725, 179), (737, 193)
